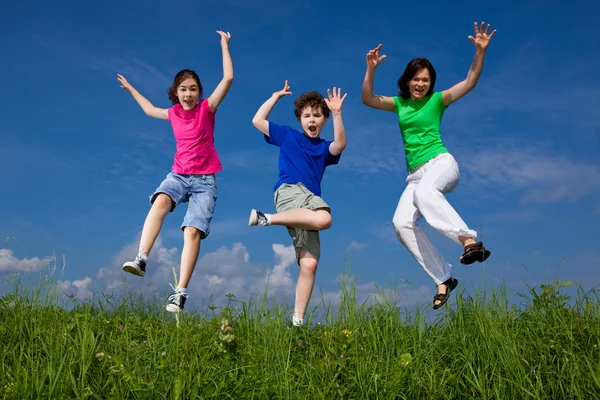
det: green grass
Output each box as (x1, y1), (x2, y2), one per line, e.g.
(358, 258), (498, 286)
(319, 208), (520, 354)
(1, 273), (599, 399)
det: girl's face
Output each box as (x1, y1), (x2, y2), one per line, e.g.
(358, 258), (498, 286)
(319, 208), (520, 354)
(409, 68), (431, 100)
(177, 78), (200, 110)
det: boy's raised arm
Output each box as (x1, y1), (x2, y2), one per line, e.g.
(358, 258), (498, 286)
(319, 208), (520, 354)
(252, 80), (292, 136)
(325, 87), (347, 156)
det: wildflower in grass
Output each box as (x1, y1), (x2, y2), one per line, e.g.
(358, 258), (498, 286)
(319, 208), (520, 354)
(342, 329), (352, 337)
(213, 318), (235, 353)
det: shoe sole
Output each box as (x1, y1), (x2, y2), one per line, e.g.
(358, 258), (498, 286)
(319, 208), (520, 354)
(248, 209), (258, 226)
(166, 304), (182, 312)
(122, 263), (144, 277)
(460, 250), (491, 265)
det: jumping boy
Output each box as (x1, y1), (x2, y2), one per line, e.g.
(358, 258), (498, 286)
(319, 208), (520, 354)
(249, 80), (347, 327)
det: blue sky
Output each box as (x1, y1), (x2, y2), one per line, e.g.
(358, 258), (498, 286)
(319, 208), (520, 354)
(1, 0), (598, 313)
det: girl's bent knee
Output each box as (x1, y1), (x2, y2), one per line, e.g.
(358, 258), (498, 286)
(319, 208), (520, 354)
(152, 193), (174, 212)
(184, 226), (202, 240)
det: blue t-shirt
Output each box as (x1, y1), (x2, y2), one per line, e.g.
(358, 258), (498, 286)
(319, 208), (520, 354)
(264, 122), (341, 196)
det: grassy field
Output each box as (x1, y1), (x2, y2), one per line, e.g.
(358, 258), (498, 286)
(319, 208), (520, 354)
(1, 274), (599, 399)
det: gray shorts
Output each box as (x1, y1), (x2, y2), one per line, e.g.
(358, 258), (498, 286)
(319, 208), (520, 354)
(274, 183), (330, 262)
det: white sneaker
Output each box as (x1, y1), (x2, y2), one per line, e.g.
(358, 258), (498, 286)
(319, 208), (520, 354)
(122, 256), (146, 277)
(248, 209), (269, 226)
(166, 286), (189, 312)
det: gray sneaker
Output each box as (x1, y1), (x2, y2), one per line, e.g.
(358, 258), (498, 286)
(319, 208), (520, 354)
(122, 256), (146, 277)
(248, 209), (268, 226)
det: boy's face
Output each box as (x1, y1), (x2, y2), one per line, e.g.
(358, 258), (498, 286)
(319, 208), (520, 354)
(299, 106), (327, 138)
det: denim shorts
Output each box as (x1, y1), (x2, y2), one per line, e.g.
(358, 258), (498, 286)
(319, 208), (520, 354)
(149, 172), (218, 239)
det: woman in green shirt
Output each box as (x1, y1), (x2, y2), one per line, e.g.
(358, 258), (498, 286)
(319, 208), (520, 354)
(361, 22), (496, 309)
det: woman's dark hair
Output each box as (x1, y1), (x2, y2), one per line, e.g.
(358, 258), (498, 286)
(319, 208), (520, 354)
(293, 91), (330, 120)
(397, 58), (436, 99)
(168, 69), (203, 105)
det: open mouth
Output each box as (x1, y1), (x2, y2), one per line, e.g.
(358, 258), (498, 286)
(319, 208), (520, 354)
(308, 126), (317, 133)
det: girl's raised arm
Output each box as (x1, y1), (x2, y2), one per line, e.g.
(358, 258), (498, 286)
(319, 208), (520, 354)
(117, 74), (168, 120)
(207, 31), (234, 112)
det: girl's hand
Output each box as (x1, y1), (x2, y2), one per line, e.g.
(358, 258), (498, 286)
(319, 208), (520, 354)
(117, 74), (132, 90)
(273, 80), (292, 99)
(217, 30), (231, 46)
(366, 44), (387, 70)
(324, 87), (347, 114)
(468, 22), (497, 51)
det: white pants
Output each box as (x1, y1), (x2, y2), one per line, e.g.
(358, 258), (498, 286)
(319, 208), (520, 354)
(392, 153), (477, 285)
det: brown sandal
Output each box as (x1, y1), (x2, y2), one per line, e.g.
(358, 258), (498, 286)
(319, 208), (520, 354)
(432, 277), (459, 310)
(460, 242), (491, 265)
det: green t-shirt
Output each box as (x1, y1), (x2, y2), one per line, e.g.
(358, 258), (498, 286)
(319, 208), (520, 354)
(393, 91), (449, 171)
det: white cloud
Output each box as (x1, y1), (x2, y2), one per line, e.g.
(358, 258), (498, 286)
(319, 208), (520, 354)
(59, 237), (436, 316)
(0, 249), (53, 273)
(459, 145), (600, 204)
(347, 241), (367, 251)
(58, 277), (94, 300)
(369, 221), (397, 243)
(316, 279), (432, 312)
(485, 208), (539, 224)
(335, 122), (406, 177)
(93, 238), (298, 309)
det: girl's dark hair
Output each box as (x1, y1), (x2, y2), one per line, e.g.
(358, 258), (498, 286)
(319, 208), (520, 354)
(293, 91), (330, 120)
(397, 58), (436, 99)
(167, 69), (203, 105)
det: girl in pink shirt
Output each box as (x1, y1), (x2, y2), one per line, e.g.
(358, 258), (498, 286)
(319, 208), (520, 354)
(117, 30), (233, 312)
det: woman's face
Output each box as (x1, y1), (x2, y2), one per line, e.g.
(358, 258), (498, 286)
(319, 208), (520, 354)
(409, 68), (431, 100)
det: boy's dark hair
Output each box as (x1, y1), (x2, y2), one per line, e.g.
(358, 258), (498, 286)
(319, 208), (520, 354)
(168, 69), (203, 105)
(397, 58), (437, 99)
(293, 91), (330, 120)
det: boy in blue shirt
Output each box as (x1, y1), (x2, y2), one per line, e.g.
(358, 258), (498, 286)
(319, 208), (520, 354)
(249, 80), (347, 327)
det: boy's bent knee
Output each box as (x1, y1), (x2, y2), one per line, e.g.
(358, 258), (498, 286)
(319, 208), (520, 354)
(314, 210), (332, 230)
(298, 250), (318, 273)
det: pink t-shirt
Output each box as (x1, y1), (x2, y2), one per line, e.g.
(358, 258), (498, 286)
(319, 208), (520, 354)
(167, 99), (222, 175)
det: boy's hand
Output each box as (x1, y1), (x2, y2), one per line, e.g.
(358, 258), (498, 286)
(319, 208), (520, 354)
(117, 74), (132, 91)
(273, 80), (292, 99)
(217, 30), (231, 46)
(324, 87), (347, 114)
